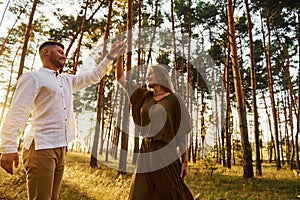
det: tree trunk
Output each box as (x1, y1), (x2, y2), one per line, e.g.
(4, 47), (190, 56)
(170, 0), (179, 91)
(200, 90), (206, 158)
(262, 90), (275, 163)
(282, 90), (290, 166)
(275, 34), (298, 169)
(111, 91), (124, 159)
(278, 107), (284, 165)
(17, 0), (38, 79)
(227, 0), (253, 178)
(193, 89), (199, 162)
(245, 0), (262, 176)
(72, 0), (89, 75)
(64, 1), (106, 59)
(259, 11), (274, 164)
(187, 0), (195, 164)
(132, 0), (142, 165)
(266, 17), (281, 170)
(144, 0), (159, 70)
(296, 9), (300, 169)
(224, 45), (232, 168)
(118, 0), (132, 173)
(0, 1), (26, 56)
(105, 89), (115, 162)
(90, 0), (113, 168)
(0, 46), (21, 126)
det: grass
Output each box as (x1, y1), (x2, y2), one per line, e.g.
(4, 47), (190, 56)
(1, 152), (300, 200)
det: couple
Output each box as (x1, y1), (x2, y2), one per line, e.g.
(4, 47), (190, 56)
(0, 41), (193, 200)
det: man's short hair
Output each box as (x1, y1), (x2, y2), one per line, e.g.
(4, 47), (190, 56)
(39, 41), (64, 52)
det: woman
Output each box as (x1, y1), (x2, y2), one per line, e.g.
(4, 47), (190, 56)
(116, 56), (194, 200)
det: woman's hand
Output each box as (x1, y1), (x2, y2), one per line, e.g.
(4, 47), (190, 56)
(108, 41), (126, 59)
(180, 162), (188, 179)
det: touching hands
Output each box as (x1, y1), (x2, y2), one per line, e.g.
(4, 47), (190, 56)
(108, 41), (126, 59)
(0, 153), (19, 175)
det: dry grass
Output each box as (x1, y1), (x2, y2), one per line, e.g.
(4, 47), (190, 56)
(1, 152), (300, 199)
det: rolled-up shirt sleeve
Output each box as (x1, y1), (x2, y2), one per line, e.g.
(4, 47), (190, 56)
(71, 57), (113, 91)
(0, 73), (39, 153)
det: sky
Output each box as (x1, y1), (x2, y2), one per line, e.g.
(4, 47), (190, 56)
(0, 0), (83, 37)
(0, 1), (10, 36)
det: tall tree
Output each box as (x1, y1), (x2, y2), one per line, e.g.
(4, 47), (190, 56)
(297, 9), (300, 170)
(224, 45), (232, 168)
(0, 1), (27, 56)
(17, 0), (38, 79)
(90, 0), (113, 168)
(145, 0), (159, 67)
(244, 0), (262, 176)
(170, 0), (179, 91)
(0, 46), (20, 126)
(118, 0), (132, 173)
(72, 0), (90, 75)
(132, 0), (142, 165)
(227, 0), (253, 178)
(265, 10), (281, 170)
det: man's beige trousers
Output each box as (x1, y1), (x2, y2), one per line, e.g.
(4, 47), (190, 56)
(22, 141), (66, 200)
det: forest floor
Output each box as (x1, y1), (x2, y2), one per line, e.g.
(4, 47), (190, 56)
(1, 152), (300, 200)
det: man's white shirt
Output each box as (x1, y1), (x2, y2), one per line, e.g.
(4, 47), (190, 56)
(0, 57), (113, 153)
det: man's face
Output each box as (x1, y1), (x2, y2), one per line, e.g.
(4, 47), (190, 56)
(49, 45), (66, 69)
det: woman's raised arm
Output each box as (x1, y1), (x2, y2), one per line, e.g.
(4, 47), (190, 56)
(115, 55), (127, 88)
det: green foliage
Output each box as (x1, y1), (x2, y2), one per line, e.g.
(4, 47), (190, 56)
(200, 156), (222, 180)
(194, 1), (218, 26)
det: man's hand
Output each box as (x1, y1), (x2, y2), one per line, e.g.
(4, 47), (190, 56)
(0, 153), (19, 175)
(108, 41), (126, 59)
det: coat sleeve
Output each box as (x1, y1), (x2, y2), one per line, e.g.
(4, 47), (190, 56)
(125, 81), (149, 126)
(173, 93), (191, 146)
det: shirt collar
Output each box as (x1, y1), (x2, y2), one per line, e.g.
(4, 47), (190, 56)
(40, 67), (59, 76)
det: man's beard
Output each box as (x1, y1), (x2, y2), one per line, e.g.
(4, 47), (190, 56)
(49, 54), (64, 69)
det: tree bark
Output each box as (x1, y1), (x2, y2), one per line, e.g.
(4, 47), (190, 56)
(90, 0), (113, 168)
(266, 16), (281, 170)
(224, 44), (232, 169)
(72, 0), (89, 75)
(132, 0), (142, 165)
(118, 0), (132, 173)
(227, 0), (253, 178)
(17, 0), (38, 79)
(64, 1), (106, 59)
(144, 0), (159, 69)
(296, 9), (300, 169)
(0, 1), (27, 56)
(170, 0), (179, 91)
(0, 46), (21, 126)
(245, 0), (262, 176)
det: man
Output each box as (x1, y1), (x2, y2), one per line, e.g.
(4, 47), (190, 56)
(0, 40), (124, 199)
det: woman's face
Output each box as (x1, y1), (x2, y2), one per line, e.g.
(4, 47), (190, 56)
(146, 67), (158, 88)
